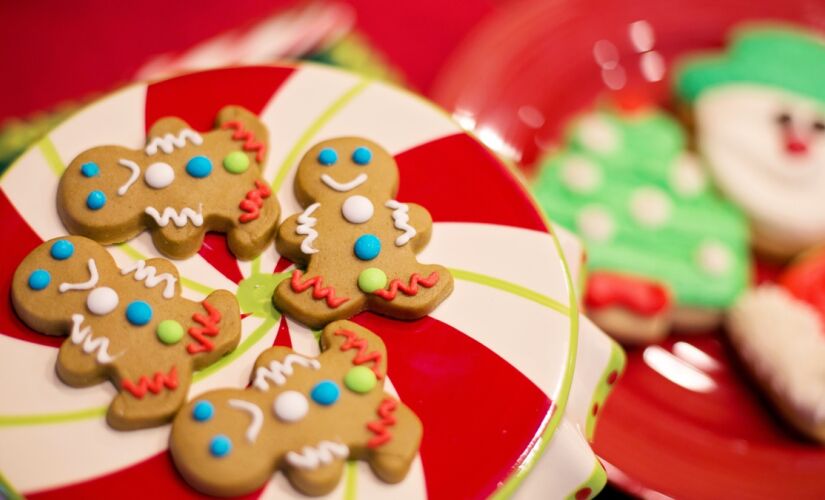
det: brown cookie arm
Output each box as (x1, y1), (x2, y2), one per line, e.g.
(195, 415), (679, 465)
(215, 106), (269, 167)
(320, 320), (388, 378)
(275, 212), (311, 265)
(386, 202), (432, 252)
(188, 290), (242, 370)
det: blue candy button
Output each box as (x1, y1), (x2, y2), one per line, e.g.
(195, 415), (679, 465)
(318, 148), (338, 166)
(86, 190), (106, 210)
(186, 155), (213, 178)
(311, 380), (341, 406)
(352, 147), (372, 165)
(192, 401), (214, 422)
(50, 239), (74, 260)
(28, 269), (50, 291)
(125, 301), (152, 326)
(210, 435), (232, 457)
(81, 162), (100, 177)
(354, 234), (381, 261)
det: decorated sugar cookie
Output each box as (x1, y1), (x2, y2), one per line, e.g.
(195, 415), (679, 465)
(676, 26), (825, 258)
(533, 107), (749, 343)
(57, 106), (279, 260)
(11, 236), (241, 429)
(274, 137), (453, 329)
(170, 320), (422, 497)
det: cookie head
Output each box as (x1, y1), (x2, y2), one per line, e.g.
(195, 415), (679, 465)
(294, 138), (399, 205)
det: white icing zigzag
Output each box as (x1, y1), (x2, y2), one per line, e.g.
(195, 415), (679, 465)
(145, 129), (203, 155)
(145, 205), (204, 228)
(59, 259), (99, 293)
(296, 202), (321, 254)
(252, 354), (320, 391)
(228, 399), (264, 444)
(386, 200), (416, 246)
(70, 314), (119, 364)
(116, 159), (141, 196)
(286, 441), (349, 470)
(121, 260), (177, 299)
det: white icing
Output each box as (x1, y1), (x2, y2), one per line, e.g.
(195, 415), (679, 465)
(86, 287), (119, 316)
(286, 441), (349, 470)
(577, 205), (615, 243)
(342, 195), (373, 224)
(273, 390), (309, 423)
(629, 186), (672, 228)
(695, 240), (732, 276)
(59, 259), (99, 293)
(228, 399), (263, 444)
(669, 153), (707, 197)
(728, 286), (825, 425)
(559, 155), (602, 194)
(576, 114), (619, 153)
(145, 128), (203, 155)
(386, 199), (416, 246)
(69, 314), (119, 364)
(145, 204), (204, 228)
(321, 173), (367, 192)
(116, 159), (141, 196)
(120, 260), (176, 299)
(252, 354), (321, 391)
(144, 162), (175, 189)
(296, 202), (321, 254)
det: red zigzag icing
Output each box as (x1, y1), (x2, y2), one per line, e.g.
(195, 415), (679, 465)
(373, 271), (439, 301)
(290, 270), (349, 308)
(122, 366), (179, 398)
(187, 300), (222, 354)
(238, 179), (272, 223)
(366, 397), (398, 448)
(334, 329), (384, 379)
(222, 120), (266, 162)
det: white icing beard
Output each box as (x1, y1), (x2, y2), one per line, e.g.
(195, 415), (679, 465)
(696, 85), (825, 251)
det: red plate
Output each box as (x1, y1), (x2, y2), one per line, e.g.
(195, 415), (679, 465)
(432, 0), (825, 497)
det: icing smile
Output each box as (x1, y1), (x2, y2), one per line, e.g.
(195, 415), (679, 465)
(320, 173), (367, 192)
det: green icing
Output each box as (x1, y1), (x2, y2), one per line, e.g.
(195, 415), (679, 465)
(676, 26), (825, 104)
(237, 272), (290, 318)
(532, 108), (749, 309)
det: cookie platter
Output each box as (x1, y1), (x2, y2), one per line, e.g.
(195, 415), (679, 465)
(0, 63), (622, 498)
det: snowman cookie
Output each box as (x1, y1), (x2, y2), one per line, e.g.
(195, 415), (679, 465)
(11, 236), (241, 429)
(170, 320), (422, 497)
(57, 105), (279, 260)
(676, 26), (825, 259)
(274, 137), (453, 329)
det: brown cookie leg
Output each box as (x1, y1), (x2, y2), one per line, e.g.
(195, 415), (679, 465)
(274, 271), (365, 330)
(108, 362), (192, 430)
(151, 223), (207, 260)
(365, 399), (423, 484)
(228, 195), (280, 261)
(368, 264), (454, 320)
(285, 456), (347, 497)
(55, 340), (107, 387)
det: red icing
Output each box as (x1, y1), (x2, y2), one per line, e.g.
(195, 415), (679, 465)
(585, 272), (671, 316)
(373, 271), (439, 301)
(778, 249), (825, 324)
(238, 179), (272, 223)
(186, 300), (222, 354)
(366, 397), (398, 448)
(121, 366), (179, 398)
(334, 329), (384, 379)
(222, 120), (266, 162)
(289, 270), (349, 308)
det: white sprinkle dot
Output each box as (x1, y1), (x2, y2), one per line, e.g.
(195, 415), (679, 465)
(560, 156), (602, 194)
(669, 154), (707, 197)
(629, 186), (672, 228)
(577, 205), (616, 243)
(696, 241), (732, 276)
(577, 115), (619, 153)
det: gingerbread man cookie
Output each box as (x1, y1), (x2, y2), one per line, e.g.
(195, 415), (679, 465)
(11, 236), (241, 430)
(274, 138), (453, 329)
(170, 320), (422, 497)
(57, 106), (279, 260)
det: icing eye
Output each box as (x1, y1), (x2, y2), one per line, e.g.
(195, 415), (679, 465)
(317, 148), (337, 166)
(125, 300), (152, 326)
(358, 267), (387, 293)
(344, 366), (377, 393)
(273, 390), (309, 422)
(80, 162), (100, 177)
(86, 287), (119, 316)
(50, 239), (74, 260)
(28, 269), (51, 290)
(192, 400), (214, 422)
(223, 151), (250, 174)
(310, 380), (340, 406)
(144, 162), (175, 189)
(353, 234), (381, 261)
(352, 147), (372, 165)
(209, 435), (232, 457)
(157, 319), (184, 344)
(86, 190), (106, 210)
(186, 155), (212, 178)
(776, 112), (792, 125)
(814, 120), (825, 132)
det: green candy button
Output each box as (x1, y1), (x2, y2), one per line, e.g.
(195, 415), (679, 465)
(157, 320), (185, 345)
(344, 366), (377, 393)
(358, 268), (387, 293)
(223, 151), (250, 174)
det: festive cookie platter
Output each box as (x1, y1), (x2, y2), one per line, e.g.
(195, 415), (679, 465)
(0, 63), (621, 498)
